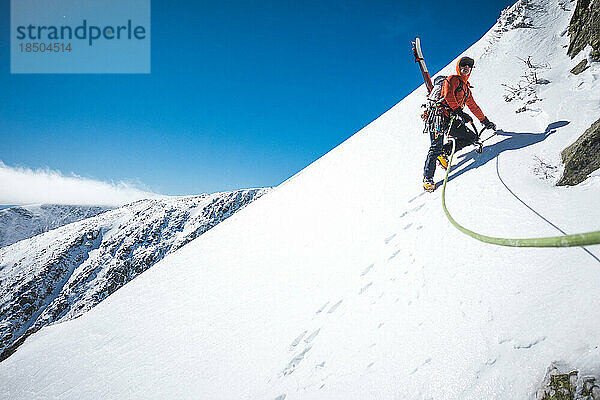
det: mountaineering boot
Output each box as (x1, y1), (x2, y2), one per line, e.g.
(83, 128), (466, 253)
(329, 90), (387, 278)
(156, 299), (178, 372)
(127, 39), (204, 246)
(423, 177), (435, 192)
(436, 153), (449, 170)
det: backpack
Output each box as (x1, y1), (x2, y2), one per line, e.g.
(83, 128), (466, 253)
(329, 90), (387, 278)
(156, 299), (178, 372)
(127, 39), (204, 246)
(421, 75), (466, 133)
(428, 75), (448, 103)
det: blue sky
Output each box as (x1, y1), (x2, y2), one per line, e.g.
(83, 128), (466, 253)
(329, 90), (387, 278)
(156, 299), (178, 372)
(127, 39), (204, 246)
(0, 0), (515, 201)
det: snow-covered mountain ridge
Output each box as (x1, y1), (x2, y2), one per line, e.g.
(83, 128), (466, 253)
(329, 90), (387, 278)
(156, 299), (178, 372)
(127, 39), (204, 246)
(0, 204), (110, 248)
(1, 0), (599, 399)
(0, 189), (267, 361)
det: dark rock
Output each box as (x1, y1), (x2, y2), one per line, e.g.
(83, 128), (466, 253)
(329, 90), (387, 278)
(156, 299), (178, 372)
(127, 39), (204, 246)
(570, 59), (589, 74)
(568, 0), (600, 61)
(557, 118), (600, 186)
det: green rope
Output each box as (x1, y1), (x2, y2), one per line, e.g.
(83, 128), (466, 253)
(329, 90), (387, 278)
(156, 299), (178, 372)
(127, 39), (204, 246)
(441, 136), (600, 247)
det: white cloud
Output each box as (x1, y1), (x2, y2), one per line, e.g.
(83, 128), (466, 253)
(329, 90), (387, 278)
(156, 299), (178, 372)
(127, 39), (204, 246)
(0, 161), (161, 207)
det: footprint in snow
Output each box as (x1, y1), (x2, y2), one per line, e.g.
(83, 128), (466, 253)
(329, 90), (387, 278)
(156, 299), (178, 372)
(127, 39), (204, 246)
(384, 234), (397, 244)
(403, 223), (413, 230)
(513, 336), (547, 349)
(327, 300), (343, 314)
(388, 250), (401, 260)
(411, 204), (425, 212)
(290, 331), (307, 350)
(283, 346), (312, 376)
(304, 329), (320, 344)
(359, 282), (372, 294)
(474, 358), (497, 380)
(316, 301), (330, 315)
(399, 211), (409, 218)
(367, 362), (375, 369)
(409, 358), (432, 375)
(408, 193), (425, 203)
(360, 264), (374, 277)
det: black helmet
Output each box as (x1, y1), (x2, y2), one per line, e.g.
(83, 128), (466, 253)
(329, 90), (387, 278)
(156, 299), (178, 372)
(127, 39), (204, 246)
(459, 57), (475, 68)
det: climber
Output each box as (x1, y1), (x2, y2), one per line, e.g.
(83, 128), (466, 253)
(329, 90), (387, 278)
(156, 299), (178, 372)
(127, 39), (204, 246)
(423, 56), (496, 192)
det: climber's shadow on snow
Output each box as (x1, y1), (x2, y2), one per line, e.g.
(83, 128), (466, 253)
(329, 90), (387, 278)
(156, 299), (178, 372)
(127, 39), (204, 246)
(444, 120), (570, 184)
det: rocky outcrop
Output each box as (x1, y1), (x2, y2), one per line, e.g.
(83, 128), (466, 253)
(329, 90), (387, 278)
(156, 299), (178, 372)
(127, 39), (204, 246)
(568, 0), (600, 61)
(535, 362), (600, 400)
(557, 118), (600, 186)
(570, 59), (589, 74)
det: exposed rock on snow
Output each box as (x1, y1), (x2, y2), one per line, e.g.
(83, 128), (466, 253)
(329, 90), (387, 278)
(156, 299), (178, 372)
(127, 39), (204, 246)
(0, 189), (267, 361)
(557, 117), (600, 185)
(571, 58), (590, 74)
(568, 0), (600, 60)
(535, 361), (600, 400)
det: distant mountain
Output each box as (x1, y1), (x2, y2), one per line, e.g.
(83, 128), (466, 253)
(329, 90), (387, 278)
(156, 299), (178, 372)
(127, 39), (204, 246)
(0, 204), (111, 248)
(0, 189), (268, 360)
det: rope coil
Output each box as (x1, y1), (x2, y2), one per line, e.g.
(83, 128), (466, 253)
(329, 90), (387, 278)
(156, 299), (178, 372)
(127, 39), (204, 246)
(441, 137), (600, 247)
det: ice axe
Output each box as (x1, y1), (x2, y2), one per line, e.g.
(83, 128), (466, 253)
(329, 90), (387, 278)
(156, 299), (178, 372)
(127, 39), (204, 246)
(469, 121), (485, 154)
(471, 122), (500, 153)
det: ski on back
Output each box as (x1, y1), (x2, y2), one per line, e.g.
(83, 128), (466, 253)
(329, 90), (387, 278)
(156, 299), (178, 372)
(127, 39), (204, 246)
(412, 38), (433, 94)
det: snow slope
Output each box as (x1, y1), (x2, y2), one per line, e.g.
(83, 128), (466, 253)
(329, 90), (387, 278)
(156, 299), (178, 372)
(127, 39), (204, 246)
(1, 0), (599, 399)
(0, 190), (267, 361)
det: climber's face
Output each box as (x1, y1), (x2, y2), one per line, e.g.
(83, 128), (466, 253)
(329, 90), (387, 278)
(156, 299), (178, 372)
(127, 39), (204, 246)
(460, 64), (472, 76)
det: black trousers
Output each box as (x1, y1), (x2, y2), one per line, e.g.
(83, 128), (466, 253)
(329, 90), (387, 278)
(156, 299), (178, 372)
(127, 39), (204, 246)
(423, 116), (478, 179)
(444, 120), (479, 154)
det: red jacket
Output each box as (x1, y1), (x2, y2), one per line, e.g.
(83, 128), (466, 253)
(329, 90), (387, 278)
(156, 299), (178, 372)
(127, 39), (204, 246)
(441, 59), (486, 122)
